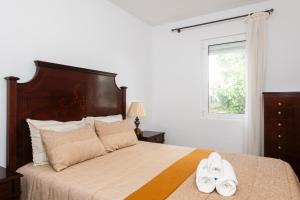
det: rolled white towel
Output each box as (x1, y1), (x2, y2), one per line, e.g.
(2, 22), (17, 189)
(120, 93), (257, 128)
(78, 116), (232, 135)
(196, 159), (216, 193)
(216, 160), (238, 197)
(207, 152), (224, 179)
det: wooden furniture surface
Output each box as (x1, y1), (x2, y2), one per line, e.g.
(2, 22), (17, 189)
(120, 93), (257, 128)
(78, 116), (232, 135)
(138, 131), (165, 144)
(264, 92), (300, 178)
(5, 61), (127, 172)
(0, 166), (22, 200)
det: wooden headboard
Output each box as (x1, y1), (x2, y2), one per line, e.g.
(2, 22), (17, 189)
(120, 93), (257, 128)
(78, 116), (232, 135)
(5, 61), (127, 171)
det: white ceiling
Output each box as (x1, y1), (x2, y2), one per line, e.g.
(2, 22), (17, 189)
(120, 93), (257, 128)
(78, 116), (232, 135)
(108, 0), (268, 25)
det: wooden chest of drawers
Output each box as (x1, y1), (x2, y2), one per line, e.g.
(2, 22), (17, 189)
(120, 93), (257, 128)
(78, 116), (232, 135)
(264, 92), (300, 178)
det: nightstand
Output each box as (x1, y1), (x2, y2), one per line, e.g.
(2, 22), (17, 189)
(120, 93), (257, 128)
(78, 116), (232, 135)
(138, 131), (165, 144)
(0, 166), (22, 200)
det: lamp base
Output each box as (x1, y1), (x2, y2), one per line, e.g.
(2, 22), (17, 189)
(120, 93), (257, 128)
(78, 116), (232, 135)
(134, 117), (143, 136)
(134, 128), (143, 136)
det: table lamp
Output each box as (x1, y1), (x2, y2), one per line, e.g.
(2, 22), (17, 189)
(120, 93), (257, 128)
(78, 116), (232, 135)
(127, 102), (146, 136)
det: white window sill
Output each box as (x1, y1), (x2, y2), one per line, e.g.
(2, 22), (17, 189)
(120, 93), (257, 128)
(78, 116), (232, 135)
(202, 112), (245, 121)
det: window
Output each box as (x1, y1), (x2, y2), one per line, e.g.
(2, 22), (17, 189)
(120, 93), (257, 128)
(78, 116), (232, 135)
(207, 40), (246, 115)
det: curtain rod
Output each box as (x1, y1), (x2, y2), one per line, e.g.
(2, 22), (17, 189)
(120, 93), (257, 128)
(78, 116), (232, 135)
(171, 8), (274, 33)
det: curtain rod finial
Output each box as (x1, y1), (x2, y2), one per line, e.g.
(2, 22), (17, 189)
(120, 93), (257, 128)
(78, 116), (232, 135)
(171, 28), (181, 33)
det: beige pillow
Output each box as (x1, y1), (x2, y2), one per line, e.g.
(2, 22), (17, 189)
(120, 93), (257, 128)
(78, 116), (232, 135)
(41, 125), (105, 171)
(94, 120), (138, 152)
(26, 119), (86, 166)
(84, 114), (123, 127)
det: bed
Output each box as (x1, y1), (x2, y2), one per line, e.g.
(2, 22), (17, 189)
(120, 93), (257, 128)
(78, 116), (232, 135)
(5, 61), (300, 200)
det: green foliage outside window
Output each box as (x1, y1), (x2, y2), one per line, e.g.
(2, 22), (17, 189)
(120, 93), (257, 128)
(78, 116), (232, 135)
(209, 48), (246, 114)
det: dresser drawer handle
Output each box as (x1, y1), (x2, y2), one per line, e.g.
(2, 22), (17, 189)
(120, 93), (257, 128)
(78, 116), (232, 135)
(277, 111), (282, 115)
(278, 134), (282, 138)
(277, 102), (283, 106)
(277, 123), (282, 127)
(278, 146), (282, 150)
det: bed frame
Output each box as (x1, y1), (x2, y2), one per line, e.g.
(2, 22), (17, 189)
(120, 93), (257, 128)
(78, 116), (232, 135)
(5, 61), (127, 171)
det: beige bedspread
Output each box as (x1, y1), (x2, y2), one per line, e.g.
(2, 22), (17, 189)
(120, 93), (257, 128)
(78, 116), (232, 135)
(18, 142), (300, 200)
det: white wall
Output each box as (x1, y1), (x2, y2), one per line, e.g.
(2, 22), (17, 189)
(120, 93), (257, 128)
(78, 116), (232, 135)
(265, 0), (300, 91)
(0, 0), (152, 167)
(151, 0), (300, 153)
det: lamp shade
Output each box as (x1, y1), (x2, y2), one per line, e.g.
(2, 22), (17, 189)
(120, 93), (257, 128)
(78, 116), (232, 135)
(127, 102), (146, 117)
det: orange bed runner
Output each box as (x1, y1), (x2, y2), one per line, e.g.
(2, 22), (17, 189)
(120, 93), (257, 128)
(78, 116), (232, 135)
(125, 149), (213, 200)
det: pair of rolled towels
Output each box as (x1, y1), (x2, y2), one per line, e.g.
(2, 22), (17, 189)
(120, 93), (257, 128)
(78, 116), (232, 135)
(196, 152), (238, 197)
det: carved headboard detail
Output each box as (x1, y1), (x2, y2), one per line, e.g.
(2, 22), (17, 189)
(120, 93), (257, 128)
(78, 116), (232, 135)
(5, 61), (127, 171)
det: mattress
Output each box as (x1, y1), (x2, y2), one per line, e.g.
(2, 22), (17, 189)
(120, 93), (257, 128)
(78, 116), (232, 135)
(17, 141), (300, 200)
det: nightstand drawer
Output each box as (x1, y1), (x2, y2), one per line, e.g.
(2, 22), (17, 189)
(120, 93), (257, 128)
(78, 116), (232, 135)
(0, 166), (22, 200)
(0, 182), (12, 199)
(138, 131), (165, 144)
(148, 134), (164, 143)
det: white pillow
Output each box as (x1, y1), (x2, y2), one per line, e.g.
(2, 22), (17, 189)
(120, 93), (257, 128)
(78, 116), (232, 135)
(85, 114), (123, 127)
(27, 119), (85, 166)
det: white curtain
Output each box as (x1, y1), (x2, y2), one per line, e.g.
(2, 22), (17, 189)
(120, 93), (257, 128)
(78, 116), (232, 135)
(244, 12), (270, 156)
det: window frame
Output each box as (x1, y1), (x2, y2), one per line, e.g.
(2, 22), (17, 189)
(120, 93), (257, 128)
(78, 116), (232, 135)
(201, 34), (246, 120)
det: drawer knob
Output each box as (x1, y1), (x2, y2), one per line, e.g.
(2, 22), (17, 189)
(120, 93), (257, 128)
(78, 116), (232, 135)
(277, 111), (282, 115)
(278, 123), (282, 127)
(278, 102), (283, 106)
(278, 146), (282, 150)
(278, 134), (282, 138)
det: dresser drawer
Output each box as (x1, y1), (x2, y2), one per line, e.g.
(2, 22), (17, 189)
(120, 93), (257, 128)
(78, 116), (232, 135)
(264, 96), (290, 108)
(283, 154), (300, 177)
(270, 130), (286, 140)
(264, 107), (290, 119)
(265, 131), (287, 146)
(265, 138), (287, 159)
(265, 133), (287, 148)
(265, 119), (289, 132)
